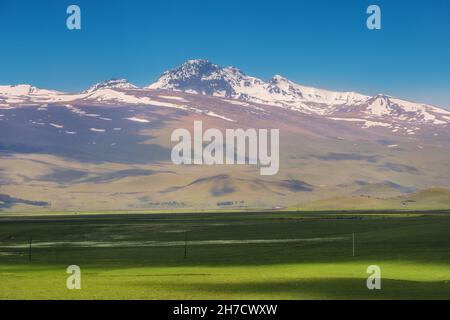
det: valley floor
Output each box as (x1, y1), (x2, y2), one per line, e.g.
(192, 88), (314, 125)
(0, 211), (449, 299)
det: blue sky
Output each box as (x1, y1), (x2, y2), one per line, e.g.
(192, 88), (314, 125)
(0, 0), (449, 107)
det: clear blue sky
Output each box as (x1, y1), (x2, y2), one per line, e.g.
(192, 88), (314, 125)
(0, 0), (449, 108)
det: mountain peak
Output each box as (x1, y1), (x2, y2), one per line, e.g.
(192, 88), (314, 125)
(184, 59), (212, 66)
(373, 93), (392, 99)
(147, 61), (375, 108)
(84, 79), (137, 93)
(168, 59), (221, 78)
(147, 59), (239, 96)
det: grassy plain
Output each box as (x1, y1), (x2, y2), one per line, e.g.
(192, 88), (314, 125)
(0, 211), (449, 299)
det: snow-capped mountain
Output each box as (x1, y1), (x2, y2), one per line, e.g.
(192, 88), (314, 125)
(148, 60), (450, 124)
(0, 84), (65, 105)
(148, 59), (366, 112)
(148, 59), (369, 109)
(1, 59), (449, 130)
(269, 75), (368, 106)
(148, 59), (368, 111)
(362, 94), (450, 125)
(0, 84), (60, 97)
(1, 60), (450, 212)
(84, 79), (137, 93)
(0, 80), (143, 106)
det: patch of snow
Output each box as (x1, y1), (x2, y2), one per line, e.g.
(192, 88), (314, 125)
(328, 117), (390, 128)
(221, 99), (249, 106)
(125, 117), (150, 123)
(65, 105), (100, 117)
(31, 121), (45, 126)
(205, 111), (236, 122)
(433, 119), (447, 125)
(329, 117), (365, 122)
(157, 95), (189, 102)
(362, 120), (391, 128)
(49, 123), (64, 129)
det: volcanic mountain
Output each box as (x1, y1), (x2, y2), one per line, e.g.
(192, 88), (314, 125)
(148, 59), (450, 126)
(0, 59), (449, 212)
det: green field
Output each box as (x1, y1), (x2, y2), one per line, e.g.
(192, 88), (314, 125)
(0, 211), (449, 299)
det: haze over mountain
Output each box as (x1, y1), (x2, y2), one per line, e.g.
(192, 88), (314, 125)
(1, 60), (449, 212)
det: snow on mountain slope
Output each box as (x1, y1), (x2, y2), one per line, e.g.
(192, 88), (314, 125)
(0, 84), (66, 104)
(360, 94), (450, 125)
(1, 60), (449, 130)
(147, 59), (367, 108)
(0, 81), (145, 106)
(84, 79), (138, 93)
(269, 75), (368, 106)
(84, 88), (149, 104)
(0, 84), (62, 96)
(148, 59), (450, 125)
(147, 59), (357, 114)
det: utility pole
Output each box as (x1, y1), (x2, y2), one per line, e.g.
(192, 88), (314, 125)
(184, 232), (188, 259)
(352, 233), (355, 257)
(28, 236), (32, 263)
